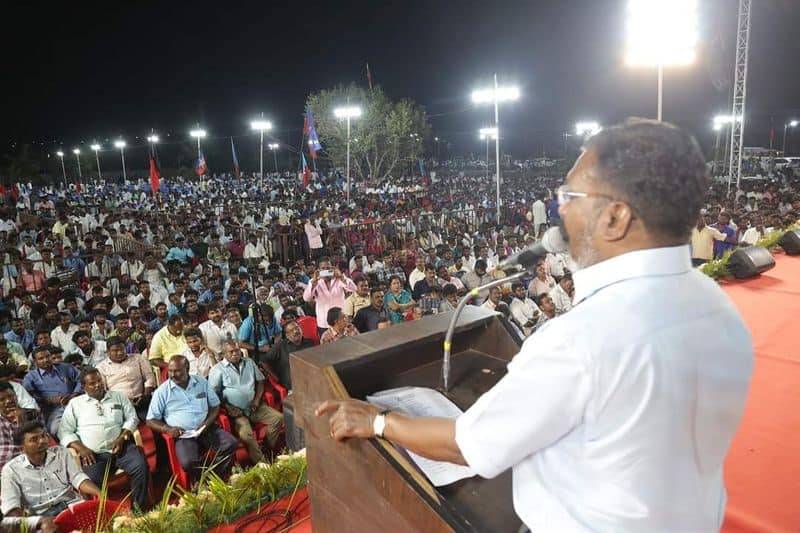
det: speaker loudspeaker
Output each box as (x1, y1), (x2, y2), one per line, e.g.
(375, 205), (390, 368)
(778, 229), (800, 255)
(727, 246), (776, 279)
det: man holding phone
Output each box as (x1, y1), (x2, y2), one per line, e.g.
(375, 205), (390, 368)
(302, 259), (357, 337)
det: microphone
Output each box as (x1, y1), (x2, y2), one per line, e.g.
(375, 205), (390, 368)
(498, 226), (568, 271)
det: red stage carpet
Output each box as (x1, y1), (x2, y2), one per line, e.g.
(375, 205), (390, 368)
(721, 253), (800, 533)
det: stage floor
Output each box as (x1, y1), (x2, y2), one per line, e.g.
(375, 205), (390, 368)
(721, 253), (800, 533)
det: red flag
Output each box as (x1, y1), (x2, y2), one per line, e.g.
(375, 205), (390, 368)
(11, 184), (19, 201)
(75, 181), (82, 192)
(149, 155), (161, 193)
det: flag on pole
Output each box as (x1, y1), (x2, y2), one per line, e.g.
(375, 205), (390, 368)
(301, 152), (311, 188)
(195, 149), (207, 176)
(418, 159), (427, 177)
(304, 107), (322, 159)
(149, 152), (161, 194)
(366, 62), (373, 89)
(230, 137), (241, 179)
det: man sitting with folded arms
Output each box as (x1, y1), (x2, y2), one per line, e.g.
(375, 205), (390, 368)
(22, 346), (82, 435)
(146, 355), (237, 486)
(1, 420), (100, 526)
(58, 368), (148, 511)
(208, 341), (283, 464)
(96, 337), (156, 421)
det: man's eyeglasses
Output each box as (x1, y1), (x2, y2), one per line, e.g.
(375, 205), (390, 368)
(556, 185), (616, 206)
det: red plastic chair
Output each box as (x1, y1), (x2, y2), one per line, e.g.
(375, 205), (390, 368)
(54, 499), (123, 532)
(162, 432), (191, 490)
(296, 316), (319, 345)
(265, 374), (288, 412)
(136, 423), (158, 473)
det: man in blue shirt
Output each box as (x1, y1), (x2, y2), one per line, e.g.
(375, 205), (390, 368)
(22, 346), (82, 434)
(208, 341), (282, 464)
(5, 319), (34, 355)
(238, 304), (282, 357)
(165, 236), (195, 265)
(711, 212), (738, 259)
(146, 355), (237, 485)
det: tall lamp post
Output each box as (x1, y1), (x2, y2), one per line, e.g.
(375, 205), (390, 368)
(72, 149), (82, 179)
(472, 75), (520, 223)
(713, 115), (741, 176)
(114, 140), (127, 180)
(268, 143), (279, 173)
(56, 151), (67, 186)
(90, 143), (102, 180)
(250, 118), (273, 185)
(783, 120), (798, 155)
(334, 106), (362, 203)
(479, 127), (498, 181)
(190, 127), (206, 152)
(625, 0), (698, 122)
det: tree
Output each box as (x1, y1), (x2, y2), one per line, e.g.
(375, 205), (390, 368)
(306, 83), (431, 181)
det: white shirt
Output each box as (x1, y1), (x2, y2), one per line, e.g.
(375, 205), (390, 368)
(243, 242), (267, 260)
(455, 246), (753, 532)
(740, 227), (762, 246)
(198, 319), (239, 355)
(550, 283), (573, 314)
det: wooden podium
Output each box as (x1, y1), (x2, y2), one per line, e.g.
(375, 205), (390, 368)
(291, 307), (524, 533)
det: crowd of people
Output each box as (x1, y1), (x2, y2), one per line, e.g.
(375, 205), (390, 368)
(0, 158), (797, 530)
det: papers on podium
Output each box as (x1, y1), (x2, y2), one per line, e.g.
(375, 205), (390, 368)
(366, 386), (477, 487)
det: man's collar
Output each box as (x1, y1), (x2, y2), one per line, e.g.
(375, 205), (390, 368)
(572, 245), (691, 306)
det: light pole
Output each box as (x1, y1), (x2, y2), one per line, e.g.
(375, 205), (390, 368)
(334, 106), (362, 203)
(268, 143), (279, 173)
(147, 133), (159, 146)
(712, 121), (723, 177)
(625, 0), (698, 121)
(783, 120), (798, 155)
(472, 76), (520, 223)
(56, 151), (67, 187)
(250, 118), (272, 186)
(190, 127), (206, 152)
(479, 127), (498, 181)
(72, 149), (82, 179)
(114, 140), (127, 180)
(575, 121), (601, 139)
(90, 143), (102, 179)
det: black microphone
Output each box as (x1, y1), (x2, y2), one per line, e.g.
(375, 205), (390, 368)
(498, 226), (568, 271)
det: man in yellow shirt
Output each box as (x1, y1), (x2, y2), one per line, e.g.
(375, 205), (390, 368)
(690, 215), (729, 266)
(148, 315), (188, 370)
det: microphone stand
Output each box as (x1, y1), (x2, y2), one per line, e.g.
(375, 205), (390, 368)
(441, 268), (530, 392)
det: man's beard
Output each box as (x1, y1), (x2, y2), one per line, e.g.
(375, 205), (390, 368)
(562, 220), (600, 270)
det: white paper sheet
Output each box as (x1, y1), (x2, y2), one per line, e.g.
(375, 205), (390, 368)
(179, 424), (206, 439)
(366, 386), (476, 486)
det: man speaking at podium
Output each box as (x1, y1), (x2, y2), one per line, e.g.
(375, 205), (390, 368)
(317, 120), (753, 532)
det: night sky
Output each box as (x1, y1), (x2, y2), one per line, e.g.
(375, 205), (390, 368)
(4, 0), (800, 162)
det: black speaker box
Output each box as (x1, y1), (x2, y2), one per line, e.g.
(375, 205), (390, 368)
(727, 246), (776, 278)
(778, 229), (800, 255)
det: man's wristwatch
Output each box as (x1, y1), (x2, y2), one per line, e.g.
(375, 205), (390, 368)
(372, 409), (391, 438)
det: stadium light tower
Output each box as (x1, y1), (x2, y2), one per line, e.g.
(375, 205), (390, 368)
(190, 126), (207, 151)
(334, 106), (362, 202)
(114, 140), (127, 180)
(250, 117), (273, 185)
(72, 148), (82, 179)
(479, 127), (498, 181)
(268, 143), (280, 173)
(146, 134), (159, 144)
(56, 151), (67, 185)
(625, 0), (698, 122)
(472, 75), (520, 222)
(783, 120), (798, 155)
(575, 121), (601, 138)
(90, 143), (102, 179)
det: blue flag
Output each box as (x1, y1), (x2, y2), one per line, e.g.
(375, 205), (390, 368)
(305, 106), (322, 158)
(230, 137), (241, 179)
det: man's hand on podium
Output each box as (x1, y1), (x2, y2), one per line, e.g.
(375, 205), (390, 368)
(315, 399), (380, 440)
(315, 399), (467, 466)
